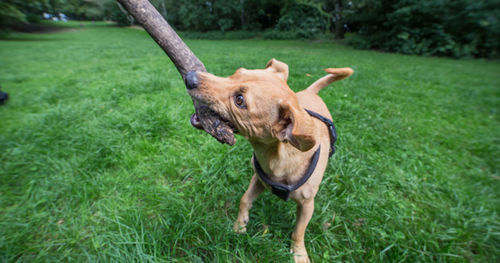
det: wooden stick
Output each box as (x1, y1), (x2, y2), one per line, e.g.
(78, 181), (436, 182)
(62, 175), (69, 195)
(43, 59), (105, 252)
(117, 0), (207, 81)
(115, 0), (235, 145)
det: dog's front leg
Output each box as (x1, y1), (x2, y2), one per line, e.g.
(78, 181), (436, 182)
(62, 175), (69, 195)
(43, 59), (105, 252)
(233, 174), (264, 233)
(291, 199), (314, 263)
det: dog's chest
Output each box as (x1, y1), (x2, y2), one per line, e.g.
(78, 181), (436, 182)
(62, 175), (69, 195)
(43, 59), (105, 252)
(265, 157), (307, 185)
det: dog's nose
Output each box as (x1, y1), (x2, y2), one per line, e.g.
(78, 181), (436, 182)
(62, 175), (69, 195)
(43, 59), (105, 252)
(185, 71), (198, 90)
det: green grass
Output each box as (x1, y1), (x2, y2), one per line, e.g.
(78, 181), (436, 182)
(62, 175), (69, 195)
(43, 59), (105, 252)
(1, 21), (499, 262)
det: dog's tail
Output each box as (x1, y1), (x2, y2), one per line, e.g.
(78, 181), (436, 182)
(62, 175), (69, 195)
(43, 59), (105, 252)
(306, 68), (354, 94)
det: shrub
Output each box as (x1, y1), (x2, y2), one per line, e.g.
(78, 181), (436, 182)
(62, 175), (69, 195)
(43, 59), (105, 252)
(110, 9), (132, 27)
(347, 0), (500, 58)
(26, 13), (41, 24)
(0, 2), (27, 28)
(273, 1), (328, 39)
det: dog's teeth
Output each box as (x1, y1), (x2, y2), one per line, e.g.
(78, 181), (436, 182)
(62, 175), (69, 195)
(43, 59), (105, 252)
(190, 113), (203, 129)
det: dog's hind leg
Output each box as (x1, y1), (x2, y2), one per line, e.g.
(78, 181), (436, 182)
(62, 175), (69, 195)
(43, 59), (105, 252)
(233, 174), (265, 233)
(291, 199), (314, 263)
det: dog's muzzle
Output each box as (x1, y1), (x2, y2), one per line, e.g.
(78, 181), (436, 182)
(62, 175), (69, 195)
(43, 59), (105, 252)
(186, 71), (236, 145)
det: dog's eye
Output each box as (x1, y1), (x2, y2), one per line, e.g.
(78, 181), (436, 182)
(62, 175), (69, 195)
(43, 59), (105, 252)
(234, 94), (246, 109)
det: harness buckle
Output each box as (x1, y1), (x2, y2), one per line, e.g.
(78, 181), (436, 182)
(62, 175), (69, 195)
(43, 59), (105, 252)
(271, 186), (291, 201)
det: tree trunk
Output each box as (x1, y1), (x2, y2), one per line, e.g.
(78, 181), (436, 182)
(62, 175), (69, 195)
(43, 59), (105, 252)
(334, 0), (344, 39)
(240, 0), (245, 29)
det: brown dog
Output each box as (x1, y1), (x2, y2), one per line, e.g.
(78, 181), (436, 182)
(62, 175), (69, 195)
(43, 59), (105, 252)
(188, 59), (353, 263)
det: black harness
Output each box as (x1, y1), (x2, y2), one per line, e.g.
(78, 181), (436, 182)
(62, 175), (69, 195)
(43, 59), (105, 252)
(253, 109), (338, 201)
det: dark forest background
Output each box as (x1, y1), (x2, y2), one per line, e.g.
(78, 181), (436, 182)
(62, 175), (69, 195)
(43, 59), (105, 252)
(1, 0), (499, 58)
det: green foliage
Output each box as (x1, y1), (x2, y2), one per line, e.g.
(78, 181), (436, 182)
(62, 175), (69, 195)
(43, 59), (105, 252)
(67, 0), (117, 20)
(0, 0), (119, 27)
(346, 0), (500, 58)
(26, 13), (41, 23)
(1, 23), (499, 262)
(0, 0), (57, 29)
(0, 2), (27, 28)
(3, 0), (500, 57)
(166, 0), (328, 37)
(110, 10), (130, 27)
(110, 2), (135, 27)
(169, 0), (241, 31)
(273, 1), (329, 39)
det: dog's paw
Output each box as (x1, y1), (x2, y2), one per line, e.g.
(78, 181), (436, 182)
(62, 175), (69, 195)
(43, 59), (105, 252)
(291, 246), (310, 263)
(233, 222), (247, 233)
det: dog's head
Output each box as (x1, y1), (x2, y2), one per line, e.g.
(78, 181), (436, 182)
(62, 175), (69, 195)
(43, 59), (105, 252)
(188, 59), (315, 151)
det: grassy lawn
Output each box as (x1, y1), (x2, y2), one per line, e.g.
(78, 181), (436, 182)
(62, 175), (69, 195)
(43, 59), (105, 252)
(1, 22), (499, 262)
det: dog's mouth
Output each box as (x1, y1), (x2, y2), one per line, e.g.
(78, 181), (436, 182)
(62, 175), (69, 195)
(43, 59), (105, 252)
(190, 100), (237, 145)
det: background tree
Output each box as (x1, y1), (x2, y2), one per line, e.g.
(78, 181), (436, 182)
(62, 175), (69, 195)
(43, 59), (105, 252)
(0, 2), (28, 29)
(346, 0), (500, 58)
(333, 0), (344, 39)
(1, 0), (498, 58)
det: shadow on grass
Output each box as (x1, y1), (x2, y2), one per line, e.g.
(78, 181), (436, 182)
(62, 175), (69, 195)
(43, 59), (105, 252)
(0, 36), (63, 41)
(0, 21), (118, 41)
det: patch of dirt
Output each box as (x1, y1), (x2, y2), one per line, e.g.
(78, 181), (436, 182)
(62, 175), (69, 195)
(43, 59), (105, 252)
(129, 25), (145, 31)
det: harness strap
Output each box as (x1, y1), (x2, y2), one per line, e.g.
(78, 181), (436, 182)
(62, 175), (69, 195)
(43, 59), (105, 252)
(253, 146), (321, 201)
(252, 108), (337, 201)
(304, 109), (337, 157)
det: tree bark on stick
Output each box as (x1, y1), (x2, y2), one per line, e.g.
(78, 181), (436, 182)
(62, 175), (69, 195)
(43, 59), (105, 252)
(117, 0), (206, 81)
(116, 0), (235, 145)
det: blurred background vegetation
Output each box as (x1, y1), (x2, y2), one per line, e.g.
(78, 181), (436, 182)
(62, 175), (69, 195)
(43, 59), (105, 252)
(1, 0), (499, 58)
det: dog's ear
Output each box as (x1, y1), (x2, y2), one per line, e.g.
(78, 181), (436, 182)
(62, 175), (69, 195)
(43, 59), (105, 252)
(272, 102), (316, 152)
(265, 58), (289, 81)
